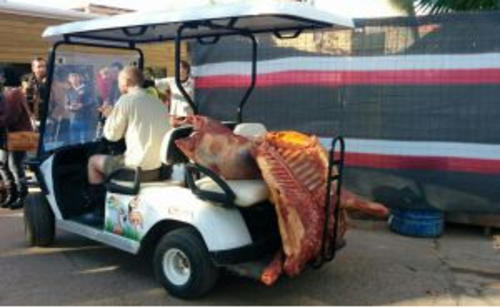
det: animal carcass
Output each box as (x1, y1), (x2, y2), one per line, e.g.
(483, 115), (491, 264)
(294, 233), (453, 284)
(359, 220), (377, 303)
(252, 131), (388, 284)
(175, 116), (388, 284)
(175, 116), (261, 179)
(251, 131), (345, 281)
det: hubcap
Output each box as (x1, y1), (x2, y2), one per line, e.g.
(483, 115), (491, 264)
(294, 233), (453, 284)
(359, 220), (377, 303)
(163, 248), (191, 286)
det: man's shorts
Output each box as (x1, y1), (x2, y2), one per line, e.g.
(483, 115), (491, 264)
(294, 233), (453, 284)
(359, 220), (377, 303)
(102, 155), (171, 182)
(102, 155), (125, 177)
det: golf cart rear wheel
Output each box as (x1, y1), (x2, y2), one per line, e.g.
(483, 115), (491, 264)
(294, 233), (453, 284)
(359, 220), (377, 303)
(24, 192), (55, 247)
(153, 227), (219, 299)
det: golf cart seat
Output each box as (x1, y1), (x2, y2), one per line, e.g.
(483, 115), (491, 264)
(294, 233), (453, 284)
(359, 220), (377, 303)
(160, 125), (194, 166)
(106, 126), (194, 195)
(189, 123), (270, 208)
(233, 122), (267, 139)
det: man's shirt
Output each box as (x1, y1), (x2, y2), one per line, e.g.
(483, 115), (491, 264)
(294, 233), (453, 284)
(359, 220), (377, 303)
(23, 74), (46, 121)
(104, 87), (170, 171)
(155, 77), (194, 117)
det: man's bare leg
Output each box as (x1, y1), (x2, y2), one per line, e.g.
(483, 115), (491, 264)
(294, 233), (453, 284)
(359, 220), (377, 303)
(88, 155), (108, 185)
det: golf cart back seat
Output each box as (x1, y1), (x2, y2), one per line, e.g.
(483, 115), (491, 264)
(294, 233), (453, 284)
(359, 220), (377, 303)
(233, 123), (267, 139)
(160, 125), (194, 166)
(133, 124), (195, 189)
(190, 123), (270, 208)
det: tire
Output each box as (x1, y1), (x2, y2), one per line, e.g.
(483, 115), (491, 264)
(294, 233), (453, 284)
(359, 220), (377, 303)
(24, 192), (55, 247)
(153, 227), (219, 299)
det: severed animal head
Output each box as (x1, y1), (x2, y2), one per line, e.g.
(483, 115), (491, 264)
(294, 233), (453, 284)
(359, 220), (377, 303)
(175, 115), (262, 179)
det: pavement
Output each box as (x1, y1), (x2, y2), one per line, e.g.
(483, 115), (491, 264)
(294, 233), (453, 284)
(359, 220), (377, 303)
(0, 207), (499, 306)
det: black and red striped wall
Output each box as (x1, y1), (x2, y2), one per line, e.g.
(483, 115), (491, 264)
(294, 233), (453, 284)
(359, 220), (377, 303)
(192, 11), (500, 213)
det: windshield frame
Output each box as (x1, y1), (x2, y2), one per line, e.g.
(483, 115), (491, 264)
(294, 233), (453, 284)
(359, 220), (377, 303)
(38, 40), (144, 157)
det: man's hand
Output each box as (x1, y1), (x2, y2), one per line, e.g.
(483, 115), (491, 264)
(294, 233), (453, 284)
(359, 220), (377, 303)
(67, 102), (82, 111)
(170, 116), (187, 128)
(98, 104), (113, 117)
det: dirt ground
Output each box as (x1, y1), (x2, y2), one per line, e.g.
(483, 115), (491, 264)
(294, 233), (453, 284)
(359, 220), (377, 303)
(0, 207), (499, 306)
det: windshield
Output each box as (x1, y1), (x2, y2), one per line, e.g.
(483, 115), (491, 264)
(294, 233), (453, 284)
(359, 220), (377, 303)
(43, 50), (140, 152)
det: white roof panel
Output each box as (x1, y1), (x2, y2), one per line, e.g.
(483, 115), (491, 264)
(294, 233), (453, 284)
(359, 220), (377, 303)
(42, 1), (354, 44)
(0, 2), (97, 21)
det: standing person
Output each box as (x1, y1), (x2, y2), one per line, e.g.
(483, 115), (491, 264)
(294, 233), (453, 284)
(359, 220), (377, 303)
(155, 60), (194, 127)
(66, 72), (94, 143)
(22, 57), (47, 123)
(0, 68), (14, 208)
(0, 67), (33, 209)
(107, 62), (123, 104)
(97, 63), (121, 107)
(47, 68), (70, 145)
(142, 67), (161, 99)
(95, 62), (122, 138)
(88, 67), (170, 204)
(96, 66), (113, 106)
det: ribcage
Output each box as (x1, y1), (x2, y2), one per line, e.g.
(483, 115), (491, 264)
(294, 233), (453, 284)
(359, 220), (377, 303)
(252, 132), (338, 277)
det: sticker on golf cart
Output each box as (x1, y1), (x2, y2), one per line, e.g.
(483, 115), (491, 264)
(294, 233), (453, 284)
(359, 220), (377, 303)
(105, 194), (145, 241)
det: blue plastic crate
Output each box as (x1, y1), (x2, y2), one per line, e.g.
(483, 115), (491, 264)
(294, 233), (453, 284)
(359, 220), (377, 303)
(388, 208), (444, 238)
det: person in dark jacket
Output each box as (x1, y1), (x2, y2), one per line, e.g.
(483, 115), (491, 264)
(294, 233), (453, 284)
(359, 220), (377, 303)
(22, 57), (47, 122)
(66, 71), (94, 143)
(0, 67), (33, 209)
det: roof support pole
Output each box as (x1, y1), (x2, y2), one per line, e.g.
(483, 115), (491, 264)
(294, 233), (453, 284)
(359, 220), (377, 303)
(174, 23), (257, 122)
(38, 40), (63, 155)
(175, 24), (198, 115)
(237, 33), (257, 124)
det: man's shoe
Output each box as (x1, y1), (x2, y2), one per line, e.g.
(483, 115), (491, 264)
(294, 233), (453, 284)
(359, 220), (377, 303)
(9, 198), (24, 210)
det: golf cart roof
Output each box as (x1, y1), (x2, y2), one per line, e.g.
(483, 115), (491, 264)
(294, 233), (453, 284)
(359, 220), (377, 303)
(42, 1), (354, 46)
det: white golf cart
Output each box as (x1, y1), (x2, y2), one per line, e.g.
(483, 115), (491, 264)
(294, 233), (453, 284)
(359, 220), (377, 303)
(25, 1), (353, 299)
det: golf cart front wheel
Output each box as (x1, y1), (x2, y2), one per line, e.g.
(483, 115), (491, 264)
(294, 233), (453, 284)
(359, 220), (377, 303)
(153, 227), (219, 299)
(24, 192), (55, 247)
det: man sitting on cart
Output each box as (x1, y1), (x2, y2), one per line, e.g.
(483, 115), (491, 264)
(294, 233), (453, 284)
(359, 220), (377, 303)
(87, 66), (170, 198)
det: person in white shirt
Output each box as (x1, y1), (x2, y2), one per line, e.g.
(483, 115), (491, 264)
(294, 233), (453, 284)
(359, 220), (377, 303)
(155, 60), (194, 128)
(88, 66), (170, 185)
